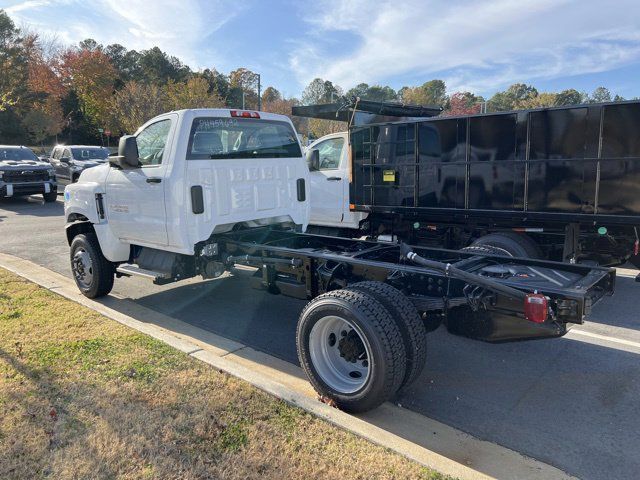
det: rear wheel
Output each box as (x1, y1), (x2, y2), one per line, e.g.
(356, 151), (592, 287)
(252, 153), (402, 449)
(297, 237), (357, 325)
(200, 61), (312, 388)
(346, 281), (427, 390)
(297, 288), (406, 413)
(70, 232), (114, 298)
(465, 232), (542, 258)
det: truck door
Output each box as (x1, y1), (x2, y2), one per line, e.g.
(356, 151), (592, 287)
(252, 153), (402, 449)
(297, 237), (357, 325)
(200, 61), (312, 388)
(308, 135), (346, 227)
(105, 116), (175, 246)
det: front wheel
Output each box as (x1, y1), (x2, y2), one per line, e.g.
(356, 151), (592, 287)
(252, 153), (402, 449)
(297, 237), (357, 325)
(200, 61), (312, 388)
(70, 233), (114, 298)
(43, 191), (57, 203)
(297, 288), (407, 413)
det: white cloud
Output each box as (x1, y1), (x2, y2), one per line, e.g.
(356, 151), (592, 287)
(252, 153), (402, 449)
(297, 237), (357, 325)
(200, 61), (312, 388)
(291, 0), (640, 94)
(3, 0), (243, 68)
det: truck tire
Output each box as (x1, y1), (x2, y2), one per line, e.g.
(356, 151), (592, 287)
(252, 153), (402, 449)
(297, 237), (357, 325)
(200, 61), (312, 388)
(466, 232), (542, 258)
(43, 191), (57, 203)
(346, 281), (427, 390)
(296, 288), (407, 413)
(70, 232), (114, 298)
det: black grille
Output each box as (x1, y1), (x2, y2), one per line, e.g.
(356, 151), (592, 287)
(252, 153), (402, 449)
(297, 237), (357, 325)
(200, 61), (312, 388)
(3, 170), (49, 183)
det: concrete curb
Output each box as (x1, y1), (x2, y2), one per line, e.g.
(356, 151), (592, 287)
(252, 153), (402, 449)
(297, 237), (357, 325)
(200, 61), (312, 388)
(0, 252), (576, 480)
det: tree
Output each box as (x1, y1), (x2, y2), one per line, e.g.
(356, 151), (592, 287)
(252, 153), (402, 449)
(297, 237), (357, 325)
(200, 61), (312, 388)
(555, 89), (583, 106)
(346, 83), (397, 102)
(60, 47), (117, 132)
(589, 86), (612, 103)
(445, 92), (483, 116)
(487, 83), (538, 111)
(136, 46), (190, 85)
(228, 68), (260, 109)
(111, 81), (165, 134)
(301, 78), (343, 105)
(400, 80), (447, 107)
(261, 86), (281, 104)
(22, 108), (60, 144)
(164, 77), (224, 110)
(0, 10), (27, 112)
(519, 92), (558, 109)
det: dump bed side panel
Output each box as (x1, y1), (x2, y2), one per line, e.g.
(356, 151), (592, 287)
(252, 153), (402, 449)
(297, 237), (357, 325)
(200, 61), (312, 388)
(349, 101), (640, 225)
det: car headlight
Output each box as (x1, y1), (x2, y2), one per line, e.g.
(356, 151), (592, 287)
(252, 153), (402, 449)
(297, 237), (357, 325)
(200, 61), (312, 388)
(0, 170), (4, 179)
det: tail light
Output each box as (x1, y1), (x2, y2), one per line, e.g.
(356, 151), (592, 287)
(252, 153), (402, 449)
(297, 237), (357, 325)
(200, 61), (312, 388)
(524, 293), (548, 323)
(230, 110), (260, 118)
(634, 239), (639, 256)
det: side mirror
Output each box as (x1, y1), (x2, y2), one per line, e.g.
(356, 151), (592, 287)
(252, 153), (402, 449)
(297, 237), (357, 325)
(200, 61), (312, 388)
(307, 149), (320, 171)
(110, 135), (140, 168)
(60, 156), (70, 163)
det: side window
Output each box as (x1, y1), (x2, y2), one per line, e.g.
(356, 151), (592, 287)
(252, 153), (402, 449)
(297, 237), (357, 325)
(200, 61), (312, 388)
(315, 137), (345, 170)
(63, 149), (71, 160)
(52, 148), (61, 159)
(136, 119), (172, 166)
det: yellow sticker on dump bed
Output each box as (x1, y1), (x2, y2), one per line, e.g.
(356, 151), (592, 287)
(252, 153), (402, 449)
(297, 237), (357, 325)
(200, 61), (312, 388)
(383, 170), (396, 182)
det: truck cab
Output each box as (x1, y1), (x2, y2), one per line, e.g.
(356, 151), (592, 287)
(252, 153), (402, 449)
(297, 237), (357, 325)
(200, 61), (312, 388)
(64, 109), (309, 276)
(306, 132), (366, 230)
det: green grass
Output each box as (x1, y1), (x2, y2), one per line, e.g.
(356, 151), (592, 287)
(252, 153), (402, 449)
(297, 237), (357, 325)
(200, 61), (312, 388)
(0, 268), (453, 479)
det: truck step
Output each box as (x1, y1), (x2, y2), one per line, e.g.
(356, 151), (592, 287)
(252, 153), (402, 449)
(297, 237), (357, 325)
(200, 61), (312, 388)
(116, 264), (174, 285)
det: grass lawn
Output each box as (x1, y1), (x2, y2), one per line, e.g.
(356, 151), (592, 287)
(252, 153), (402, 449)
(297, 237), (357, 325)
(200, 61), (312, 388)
(0, 268), (451, 479)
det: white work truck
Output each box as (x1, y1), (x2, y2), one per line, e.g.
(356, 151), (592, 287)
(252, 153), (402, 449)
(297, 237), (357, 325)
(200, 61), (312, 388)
(64, 108), (615, 413)
(306, 132), (366, 231)
(64, 108), (309, 296)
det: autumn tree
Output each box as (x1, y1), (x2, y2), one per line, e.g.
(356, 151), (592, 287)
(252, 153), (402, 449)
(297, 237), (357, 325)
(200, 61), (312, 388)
(400, 80), (447, 107)
(111, 81), (165, 134)
(227, 68), (260, 109)
(446, 92), (483, 116)
(164, 77), (224, 110)
(60, 46), (116, 131)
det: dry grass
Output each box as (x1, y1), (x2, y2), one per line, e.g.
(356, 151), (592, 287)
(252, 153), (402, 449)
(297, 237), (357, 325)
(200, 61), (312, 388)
(0, 268), (451, 480)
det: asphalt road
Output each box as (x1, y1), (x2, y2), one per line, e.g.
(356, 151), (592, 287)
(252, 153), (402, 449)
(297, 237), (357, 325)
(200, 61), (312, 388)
(1, 195), (639, 479)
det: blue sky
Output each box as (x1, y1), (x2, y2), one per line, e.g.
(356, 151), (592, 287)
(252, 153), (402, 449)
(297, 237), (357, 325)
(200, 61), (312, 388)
(2, 0), (640, 99)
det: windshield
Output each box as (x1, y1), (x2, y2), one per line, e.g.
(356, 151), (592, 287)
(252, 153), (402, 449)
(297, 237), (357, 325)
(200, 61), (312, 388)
(187, 117), (302, 160)
(71, 148), (109, 160)
(0, 148), (39, 162)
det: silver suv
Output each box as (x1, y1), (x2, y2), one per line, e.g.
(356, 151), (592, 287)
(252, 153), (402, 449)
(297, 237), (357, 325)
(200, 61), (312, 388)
(48, 145), (110, 185)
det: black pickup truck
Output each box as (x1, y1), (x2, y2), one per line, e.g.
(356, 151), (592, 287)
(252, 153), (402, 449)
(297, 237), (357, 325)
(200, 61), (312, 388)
(0, 146), (58, 202)
(294, 99), (640, 267)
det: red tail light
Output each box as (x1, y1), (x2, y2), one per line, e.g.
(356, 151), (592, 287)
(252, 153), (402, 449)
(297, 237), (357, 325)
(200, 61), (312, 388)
(634, 239), (639, 256)
(230, 110), (260, 118)
(524, 293), (548, 323)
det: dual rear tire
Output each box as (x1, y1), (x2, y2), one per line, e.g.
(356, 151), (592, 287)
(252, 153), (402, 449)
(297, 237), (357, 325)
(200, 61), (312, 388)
(296, 282), (427, 413)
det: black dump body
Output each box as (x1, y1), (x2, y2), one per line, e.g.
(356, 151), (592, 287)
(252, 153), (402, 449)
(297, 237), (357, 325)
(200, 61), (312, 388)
(295, 99), (640, 227)
(350, 101), (640, 226)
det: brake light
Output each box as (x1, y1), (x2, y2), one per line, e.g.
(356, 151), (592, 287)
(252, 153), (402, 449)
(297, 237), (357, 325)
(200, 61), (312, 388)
(524, 293), (548, 323)
(634, 239), (639, 256)
(230, 110), (260, 118)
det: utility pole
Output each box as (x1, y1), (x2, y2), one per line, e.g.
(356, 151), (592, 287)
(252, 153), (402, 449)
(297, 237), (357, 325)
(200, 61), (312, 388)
(242, 91), (245, 109)
(257, 73), (261, 111)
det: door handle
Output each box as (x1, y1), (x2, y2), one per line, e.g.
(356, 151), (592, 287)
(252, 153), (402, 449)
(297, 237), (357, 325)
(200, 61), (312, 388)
(327, 177), (342, 181)
(146, 177), (162, 184)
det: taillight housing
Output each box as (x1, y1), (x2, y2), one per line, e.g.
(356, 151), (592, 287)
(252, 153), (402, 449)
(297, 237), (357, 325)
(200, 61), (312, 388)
(524, 293), (548, 323)
(230, 110), (260, 118)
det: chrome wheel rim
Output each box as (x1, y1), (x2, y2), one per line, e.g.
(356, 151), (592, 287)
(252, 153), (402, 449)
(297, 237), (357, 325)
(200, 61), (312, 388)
(309, 315), (371, 394)
(72, 247), (93, 289)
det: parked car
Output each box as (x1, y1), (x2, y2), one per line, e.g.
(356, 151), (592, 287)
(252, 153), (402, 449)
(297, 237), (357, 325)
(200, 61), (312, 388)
(0, 145), (57, 202)
(47, 145), (110, 186)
